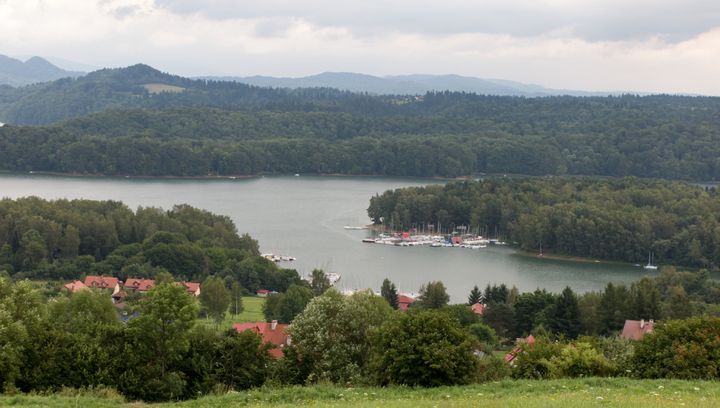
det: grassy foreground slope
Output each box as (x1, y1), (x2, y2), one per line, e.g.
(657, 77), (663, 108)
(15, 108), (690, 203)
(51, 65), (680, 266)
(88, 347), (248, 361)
(2, 378), (718, 407)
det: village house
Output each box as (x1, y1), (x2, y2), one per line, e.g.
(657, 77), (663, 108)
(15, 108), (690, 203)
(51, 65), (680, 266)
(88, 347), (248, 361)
(181, 281), (201, 297)
(124, 278), (156, 292)
(398, 294), (416, 311)
(621, 319), (655, 340)
(63, 280), (87, 293)
(256, 289), (271, 297)
(471, 302), (485, 315)
(83, 275), (121, 295)
(233, 320), (290, 358)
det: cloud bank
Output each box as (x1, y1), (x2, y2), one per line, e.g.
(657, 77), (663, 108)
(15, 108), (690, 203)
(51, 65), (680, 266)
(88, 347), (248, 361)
(0, 0), (718, 94)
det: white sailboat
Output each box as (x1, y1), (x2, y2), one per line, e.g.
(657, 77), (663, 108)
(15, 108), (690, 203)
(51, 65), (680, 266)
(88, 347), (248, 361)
(643, 252), (658, 270)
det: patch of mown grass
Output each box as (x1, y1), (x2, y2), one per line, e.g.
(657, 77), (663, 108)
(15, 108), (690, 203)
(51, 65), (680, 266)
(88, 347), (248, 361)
(2, 378), (718, 407)
(197, 296), (266, 329)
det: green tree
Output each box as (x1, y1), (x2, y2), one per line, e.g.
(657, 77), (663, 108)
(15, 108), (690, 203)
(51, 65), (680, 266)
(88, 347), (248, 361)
(380, 278), (399, 309)
(549, 286), (581, 339)
(630, 277), (662, 320)
(200, 277), (231, 324)
(122, 283), (198, 401)
(278, 284), (314, 323)
(371, 310), (478, 386)
(230, 281), (244, 316)
(599, 283), (631, 334)
(415, 281), (450, 309)
(310, 269), (331, 296)
(468, 285), (482, 305)
(663, 285), (693, 319)
(287, 289), (392, 383)
(213, 329), (272, 390)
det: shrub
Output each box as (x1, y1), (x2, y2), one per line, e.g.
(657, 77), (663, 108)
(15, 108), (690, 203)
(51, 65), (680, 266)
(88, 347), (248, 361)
(548, 342), (614, 378)
(477, 354), (511, 382)
(632, 317), (720, 379)
(511, 337), (563, 379)
(371, 310), (478, 387)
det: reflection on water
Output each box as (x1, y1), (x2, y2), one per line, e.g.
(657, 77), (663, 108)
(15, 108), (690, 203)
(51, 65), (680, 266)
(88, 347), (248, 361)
(0, 174), (654, 301)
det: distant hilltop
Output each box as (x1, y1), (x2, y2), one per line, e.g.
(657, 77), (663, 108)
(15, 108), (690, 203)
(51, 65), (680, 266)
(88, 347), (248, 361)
(0, 54), (84, 86)
(198, 71), (620, 97)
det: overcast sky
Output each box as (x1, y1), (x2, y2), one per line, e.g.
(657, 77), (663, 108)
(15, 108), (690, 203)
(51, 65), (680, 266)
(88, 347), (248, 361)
(1, 0), (718, 94)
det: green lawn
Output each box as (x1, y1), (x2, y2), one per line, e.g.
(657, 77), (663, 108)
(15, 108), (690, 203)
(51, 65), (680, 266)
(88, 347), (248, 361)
(198, 296), (266, 330)
(2, 378), (719, 407)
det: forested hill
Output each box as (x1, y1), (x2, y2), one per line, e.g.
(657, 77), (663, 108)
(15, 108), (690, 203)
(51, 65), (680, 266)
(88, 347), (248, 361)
(367, 177), (720, 268)
(0, 63), (719, 180)
(0, 64), (395, 126)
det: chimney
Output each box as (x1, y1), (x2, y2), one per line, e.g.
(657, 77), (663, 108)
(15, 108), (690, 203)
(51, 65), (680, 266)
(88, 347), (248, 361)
(271, 320), (278, 331)
(640, 319), (645, 329)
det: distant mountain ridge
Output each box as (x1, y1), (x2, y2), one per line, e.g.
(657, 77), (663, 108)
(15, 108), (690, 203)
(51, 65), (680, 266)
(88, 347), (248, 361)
(0, 54), (84, 86)
(200, 72), (615, 97)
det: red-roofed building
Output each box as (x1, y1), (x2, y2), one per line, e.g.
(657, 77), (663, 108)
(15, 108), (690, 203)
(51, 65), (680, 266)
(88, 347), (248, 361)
(505, 335), (535, 363)
(234, 320), (290, 358)
(621, 319), (655, 341)
(124, 278), (156, 292)
(182, 282), (201, 297)
(471, 302), (485, 315)
(84, 276), (120, 295)
(63, 280), (88, 293)
(256, 289), (271, 297)
(398, 294), (416, 311)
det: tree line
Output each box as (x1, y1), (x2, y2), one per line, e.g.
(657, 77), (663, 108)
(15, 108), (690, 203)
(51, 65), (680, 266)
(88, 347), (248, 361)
(368, 177), (720, 268)
(3, 269), (720, 401)
(0, 197), (300, 292)
(1, 64), (720, 180)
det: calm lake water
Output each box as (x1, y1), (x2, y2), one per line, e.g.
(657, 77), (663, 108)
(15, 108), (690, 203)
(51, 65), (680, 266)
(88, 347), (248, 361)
(0, 174), (654, 301)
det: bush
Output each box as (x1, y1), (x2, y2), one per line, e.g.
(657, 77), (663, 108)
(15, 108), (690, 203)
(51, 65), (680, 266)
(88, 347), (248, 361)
(632, 317), (720, 379)
(548, 342), (614, 378)
(371, 310), (478, 387)
(476, 354), (511, 382)
(511, 337), (563, 379)
(467, 322), (498, 350)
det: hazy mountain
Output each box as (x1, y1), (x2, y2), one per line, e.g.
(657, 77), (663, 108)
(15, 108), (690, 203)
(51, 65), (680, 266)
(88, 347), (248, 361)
(202, 72), (614, 96)
(0, 54), (84, 86)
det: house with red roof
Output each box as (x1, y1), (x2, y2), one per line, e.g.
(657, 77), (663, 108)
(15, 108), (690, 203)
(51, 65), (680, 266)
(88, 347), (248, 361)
(621, 319), (655, 341)
(256, 289), (271, 297)
(233, 320), (290, 358)
(84, 276), (121, 295)
(181, 282), (201, 297)
(505, 335), (535, 364)
(63, 280), (88, 293)
(124, 278), (156, 292)
(471, 302), (485, 315)
(398, 294), (416, 311)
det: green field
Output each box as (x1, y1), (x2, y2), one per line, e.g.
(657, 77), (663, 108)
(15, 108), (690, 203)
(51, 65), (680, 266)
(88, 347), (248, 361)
(2, 378), (718, 407)
(198, 296), (266, 329)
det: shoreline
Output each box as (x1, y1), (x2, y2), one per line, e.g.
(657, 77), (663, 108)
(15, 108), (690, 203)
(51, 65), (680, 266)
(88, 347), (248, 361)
(513, 248), (643, 268)
(1, 170), (469, 182)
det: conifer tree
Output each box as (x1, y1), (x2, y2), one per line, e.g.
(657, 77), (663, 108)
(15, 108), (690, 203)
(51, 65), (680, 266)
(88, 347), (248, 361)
(468, 285), (482, 305)
(381, 278), (399, 309)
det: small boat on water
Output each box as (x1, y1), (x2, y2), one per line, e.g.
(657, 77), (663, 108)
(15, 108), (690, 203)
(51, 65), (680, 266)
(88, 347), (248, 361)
(644, 252), (658, 270)
(261, 253), (296, 263)
(344, 225), (368, 230)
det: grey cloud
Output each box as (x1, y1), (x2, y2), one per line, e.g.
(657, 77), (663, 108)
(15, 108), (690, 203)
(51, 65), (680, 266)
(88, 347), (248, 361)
(152, 0), (720, 42)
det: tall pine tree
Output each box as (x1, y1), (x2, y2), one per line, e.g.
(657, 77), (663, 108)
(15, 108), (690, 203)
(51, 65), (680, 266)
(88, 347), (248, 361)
(381, 278), (399, 309)
(468, 285), (482, 305)
(549, 286), (581, 339)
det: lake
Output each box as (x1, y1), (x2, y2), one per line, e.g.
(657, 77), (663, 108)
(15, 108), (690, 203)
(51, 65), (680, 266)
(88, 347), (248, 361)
(0, 173), (654, 301)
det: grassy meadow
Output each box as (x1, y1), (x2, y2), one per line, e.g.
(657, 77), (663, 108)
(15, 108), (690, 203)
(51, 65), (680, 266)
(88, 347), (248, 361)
(1, 378), (718, 407)
(197, 296), (266, 329)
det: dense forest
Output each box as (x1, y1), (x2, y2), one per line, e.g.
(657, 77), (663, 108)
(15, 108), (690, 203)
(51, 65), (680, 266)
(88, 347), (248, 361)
(367, 177), (720, 268)
(1, 64), (719, 180)
(0, 197), (301, 292)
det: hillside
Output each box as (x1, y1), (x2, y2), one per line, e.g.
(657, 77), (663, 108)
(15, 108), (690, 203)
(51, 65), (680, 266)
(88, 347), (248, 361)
(2, 379), (719, 407)
(0, 54), (83, 86)
(203, 72), (613, 96)
(0, 64), (396, 125)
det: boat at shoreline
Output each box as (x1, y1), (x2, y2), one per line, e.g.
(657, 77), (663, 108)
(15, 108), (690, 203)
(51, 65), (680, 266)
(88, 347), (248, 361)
(644, 252), (658, 270)
(344, 225), (368, 230)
